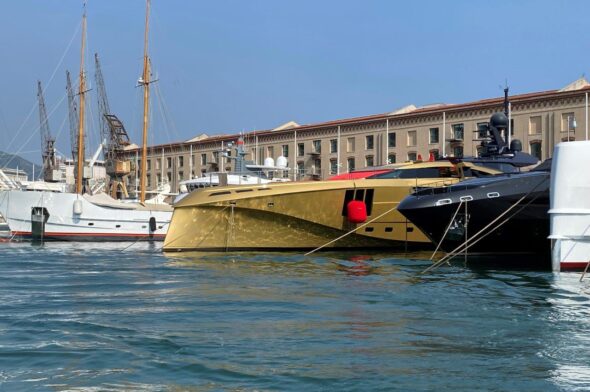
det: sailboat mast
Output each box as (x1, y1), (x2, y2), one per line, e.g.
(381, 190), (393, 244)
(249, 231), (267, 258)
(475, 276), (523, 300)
(139, 0), (151, 204)
(76, 6), (87, 194)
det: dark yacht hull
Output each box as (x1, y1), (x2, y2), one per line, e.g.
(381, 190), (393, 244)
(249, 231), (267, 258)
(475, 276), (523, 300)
(398, 171), (551, 268)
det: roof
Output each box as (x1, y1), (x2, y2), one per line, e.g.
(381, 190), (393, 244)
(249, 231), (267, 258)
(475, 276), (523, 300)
(128, 78), (590, 152)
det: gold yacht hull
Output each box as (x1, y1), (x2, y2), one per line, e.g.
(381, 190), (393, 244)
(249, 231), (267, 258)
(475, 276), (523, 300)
(163, 177), (456, 252)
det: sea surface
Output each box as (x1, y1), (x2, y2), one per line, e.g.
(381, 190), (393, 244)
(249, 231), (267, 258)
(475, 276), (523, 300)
(0, 242), (589, 391)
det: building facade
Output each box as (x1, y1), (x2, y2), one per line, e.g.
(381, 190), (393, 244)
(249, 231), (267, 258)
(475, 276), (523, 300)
(124, 78), (590, 193)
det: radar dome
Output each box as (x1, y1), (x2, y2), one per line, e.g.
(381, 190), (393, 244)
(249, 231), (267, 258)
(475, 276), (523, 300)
(490, 112), (508, 129)
(276, 156), (288, 168)
(264, 157), (275, 167)
(510, 139), (523, 152)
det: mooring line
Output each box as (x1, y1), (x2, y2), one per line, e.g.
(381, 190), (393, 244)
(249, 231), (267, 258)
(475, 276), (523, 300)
(304, 205), (399, 256)
(580, 258), (590, 282)
(429, 200), (464, 261)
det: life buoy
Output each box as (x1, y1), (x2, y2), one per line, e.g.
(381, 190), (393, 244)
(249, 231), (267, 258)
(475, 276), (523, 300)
(347, 200), (367, 223)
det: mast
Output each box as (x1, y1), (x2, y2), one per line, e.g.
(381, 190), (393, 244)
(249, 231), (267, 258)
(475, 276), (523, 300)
(76, 4), (87, 194)
(139, 0), (151, 204)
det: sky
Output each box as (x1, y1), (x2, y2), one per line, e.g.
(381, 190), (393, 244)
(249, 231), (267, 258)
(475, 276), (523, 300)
(1, 0), (589, 165)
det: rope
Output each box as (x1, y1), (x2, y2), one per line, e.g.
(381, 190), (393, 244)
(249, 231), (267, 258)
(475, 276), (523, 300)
(4, 20), (82, 158)
(429, 200), (464, 260)
(304, 205), (398, 256)
(580, 256), (590, 281)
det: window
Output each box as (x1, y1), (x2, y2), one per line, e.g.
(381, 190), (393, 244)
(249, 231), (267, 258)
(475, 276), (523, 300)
(347, 137), (355, 153)
(453, 145), (464, 158)
(155, 159), (161, 170)
(298, 143), (305, 157)
(365, 155), (374, 167)
(166, 172), (171, 182)
(281, 144), (289, 157)
(147, 175), (151, 188)
(429, 128), (439, 144)
(388, 132), (396, 148)
(314, 158), (321, 175)
(201, 153), (207, 165)
(407, 152), (417, 161)
(388, 153), (396, 164)
(530, 141), (542, 160)
(146, 159), (151, 171)
(330, 159), (338, 175)
(212, 151), (219, 163)
(561, 113), (576, 132)
(347, 157), (355, 172)
(297, 161), (305, 176)
(167, 157), (172, 168)
(330, 139), (338, 153)
(157, 173), (161, 184)
(452, 124), (464, 140)
(407, 130), (417, 147)
(429, 149), (440, 160)
(178, 171), (184, 180)
(365, 135), (374, 150)
(178, 156), (184, 167)
(477, 122), (489, 138)
(267, 146), (274, 158)
(529, 116), (542, 135)
(313, 140), (321, 154)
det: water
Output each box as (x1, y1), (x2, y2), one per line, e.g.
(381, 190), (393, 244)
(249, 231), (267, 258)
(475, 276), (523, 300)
(1, 243), (590, 391)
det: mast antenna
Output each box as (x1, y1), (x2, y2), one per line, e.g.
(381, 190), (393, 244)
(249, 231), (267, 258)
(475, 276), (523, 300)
(139, 0), (151, 204)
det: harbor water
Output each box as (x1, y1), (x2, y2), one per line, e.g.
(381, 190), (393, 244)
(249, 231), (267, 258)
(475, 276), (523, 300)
(1, 242), (590, 391)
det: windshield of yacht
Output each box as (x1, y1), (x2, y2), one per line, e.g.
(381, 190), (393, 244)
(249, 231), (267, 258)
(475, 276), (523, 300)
(367, 166), (493, 179)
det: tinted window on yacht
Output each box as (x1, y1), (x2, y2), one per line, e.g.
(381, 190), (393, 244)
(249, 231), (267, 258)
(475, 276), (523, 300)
(369, 167), (452, 179)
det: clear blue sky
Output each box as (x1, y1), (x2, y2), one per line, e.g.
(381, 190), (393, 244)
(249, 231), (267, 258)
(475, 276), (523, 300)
(1, 0), (589, 164)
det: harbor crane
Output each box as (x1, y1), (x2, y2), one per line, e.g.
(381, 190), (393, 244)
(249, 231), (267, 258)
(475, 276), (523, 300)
(37, 81), (59, 182)
(94, 53), (132, 199)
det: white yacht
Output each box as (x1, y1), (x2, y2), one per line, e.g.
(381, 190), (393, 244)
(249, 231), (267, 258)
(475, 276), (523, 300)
(0, 0), (172, 241)
(549, 140), (590, 271)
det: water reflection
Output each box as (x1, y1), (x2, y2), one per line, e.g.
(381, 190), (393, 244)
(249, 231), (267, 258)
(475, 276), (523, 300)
(546, 273), (590, 391)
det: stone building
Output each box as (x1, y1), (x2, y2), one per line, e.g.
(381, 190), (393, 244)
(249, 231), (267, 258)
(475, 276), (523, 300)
(124, 78), (590, 193)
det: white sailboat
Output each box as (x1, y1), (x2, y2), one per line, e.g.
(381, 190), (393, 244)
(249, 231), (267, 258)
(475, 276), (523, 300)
(0, 0), (172, 241)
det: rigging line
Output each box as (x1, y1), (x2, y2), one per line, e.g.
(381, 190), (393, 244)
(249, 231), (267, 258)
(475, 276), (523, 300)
(154, 83), (179, 138)
(429, 200), (464, 261)
(304, 205), (399, 256)
(2, 94), (68, 171)
(5, 19), (82, 154)
(423, 175), (548, 274)
(153, 84), (180, 154)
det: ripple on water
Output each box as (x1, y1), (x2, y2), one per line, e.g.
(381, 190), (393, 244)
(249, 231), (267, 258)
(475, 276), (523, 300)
(0, 242), (590, 390)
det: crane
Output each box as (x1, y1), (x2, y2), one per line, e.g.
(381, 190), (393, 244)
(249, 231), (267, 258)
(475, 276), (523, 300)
(37, 81), (58, 182)
(94, 53), (131, 199)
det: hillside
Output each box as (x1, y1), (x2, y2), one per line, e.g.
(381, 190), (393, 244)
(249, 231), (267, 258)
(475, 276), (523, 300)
(0, 151), (42, 180)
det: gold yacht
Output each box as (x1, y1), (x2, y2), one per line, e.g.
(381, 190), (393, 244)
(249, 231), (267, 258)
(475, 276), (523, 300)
(163, 161), (500, 252)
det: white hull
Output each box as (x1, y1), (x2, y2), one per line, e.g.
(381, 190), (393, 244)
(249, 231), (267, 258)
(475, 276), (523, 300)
(0, 190), (171, 241)
(549, 141), (590, 271)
